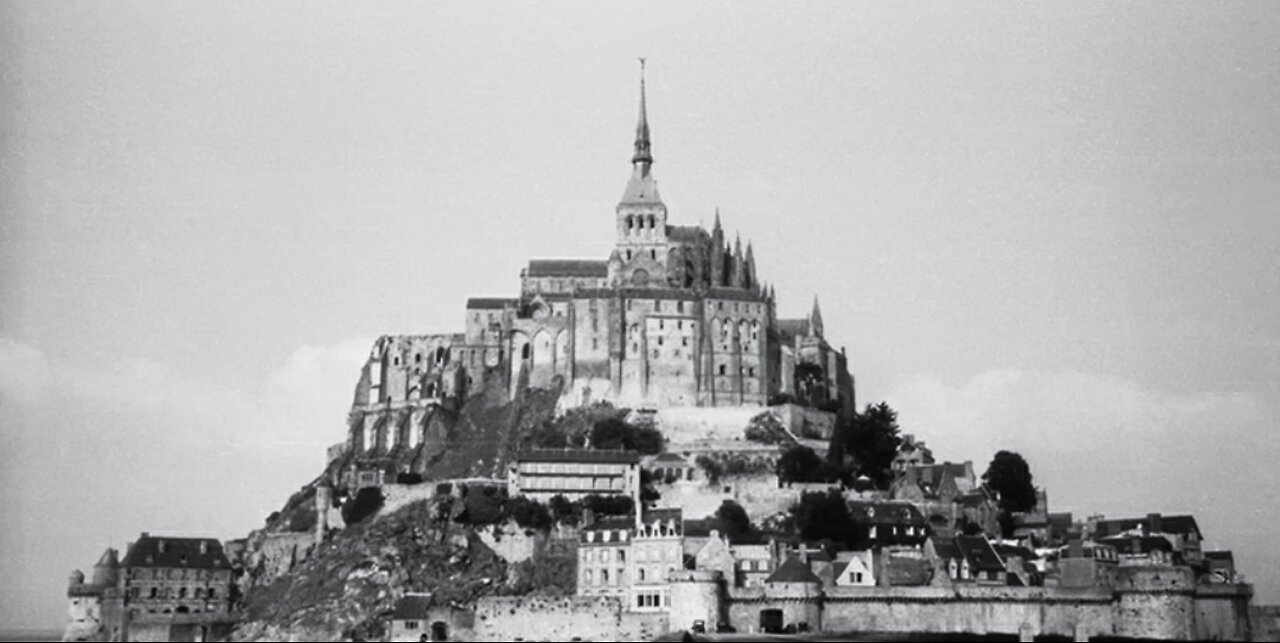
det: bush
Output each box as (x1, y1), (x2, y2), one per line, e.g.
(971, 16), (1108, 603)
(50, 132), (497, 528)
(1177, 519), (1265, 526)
(457, 485), (506, 525)
(505, 496), (552, 531)
(581, 494), (634, 517)
(590, 417), (664, 455)
(396, 472), (425, 484)
(696, 455), (724, 484)
(777, 446), (838, 483)
(341, 487), (385, 525)
(287, 506), (317, 533)
(548, 494), (580, 523)
(789, 490), (867, 549)
(744, 412), (793, 446)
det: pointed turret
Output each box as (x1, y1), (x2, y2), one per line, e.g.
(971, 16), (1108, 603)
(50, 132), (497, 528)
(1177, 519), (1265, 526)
(732, 235), (746, 289)
(745, 242), (757, 292)
(619, 59), (663, 206)
(632, 59), (653, 173)
(809, 296), (825, 338)
(92, 547), (120, 588)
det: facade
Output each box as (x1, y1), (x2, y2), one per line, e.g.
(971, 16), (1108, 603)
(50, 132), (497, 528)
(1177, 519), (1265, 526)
(340, 66), (856, 463)
(576, 508), (685, 613)
(64, 533), (236, 642)
(506, 448), (641, 503)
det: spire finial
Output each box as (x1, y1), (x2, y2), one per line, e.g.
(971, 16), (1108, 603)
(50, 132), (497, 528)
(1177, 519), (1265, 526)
(632, 58), (653, 172)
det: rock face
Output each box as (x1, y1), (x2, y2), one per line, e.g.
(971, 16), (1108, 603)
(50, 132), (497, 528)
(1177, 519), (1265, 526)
(232, 498), (510, 642)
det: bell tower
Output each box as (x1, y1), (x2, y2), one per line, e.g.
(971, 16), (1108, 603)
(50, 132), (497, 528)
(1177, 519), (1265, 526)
(615, 58), (668, 288)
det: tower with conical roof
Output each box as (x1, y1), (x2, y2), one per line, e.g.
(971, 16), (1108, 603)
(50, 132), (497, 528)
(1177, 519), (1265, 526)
(615, 59), (669, 288)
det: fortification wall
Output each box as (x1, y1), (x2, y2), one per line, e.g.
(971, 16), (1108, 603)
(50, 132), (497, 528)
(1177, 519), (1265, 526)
(1194, 584), (1253, 641)
(467, 596), (667, 642)
(656, 407), (762, 444)
(1251, 605), (1280, 642)
(655, 475), (832, 520)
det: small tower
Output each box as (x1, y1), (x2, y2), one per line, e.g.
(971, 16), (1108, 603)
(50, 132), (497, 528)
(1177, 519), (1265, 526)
(91, 548), (119, 588)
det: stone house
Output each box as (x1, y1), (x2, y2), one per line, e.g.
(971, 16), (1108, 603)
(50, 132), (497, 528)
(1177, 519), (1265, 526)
(506, 448), (641, 503)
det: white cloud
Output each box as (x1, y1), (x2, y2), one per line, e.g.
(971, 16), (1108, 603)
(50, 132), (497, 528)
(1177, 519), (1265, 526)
(0, 335), (374, 629)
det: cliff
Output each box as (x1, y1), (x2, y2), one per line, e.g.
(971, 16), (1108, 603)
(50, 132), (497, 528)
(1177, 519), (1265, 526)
(232, 497), (504, 642)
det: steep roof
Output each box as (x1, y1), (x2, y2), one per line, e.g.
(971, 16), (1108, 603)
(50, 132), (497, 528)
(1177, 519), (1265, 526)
(666, 225), (706, 243)
(766, 556), (820, 584)
(392, 593), (432, 620)
(517, 448), (640, 464)
(847, 501), (927, 525)
(955, 536), (1006, 572)
(526, 259), (609, 278)
(121, 534), (231, 570)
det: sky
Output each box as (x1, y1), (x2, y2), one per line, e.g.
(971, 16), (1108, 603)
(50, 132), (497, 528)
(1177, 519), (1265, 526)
(2, 0), (1278, 630)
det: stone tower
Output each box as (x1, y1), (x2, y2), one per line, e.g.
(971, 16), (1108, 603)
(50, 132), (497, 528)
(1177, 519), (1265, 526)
(615, 59), (669, 287)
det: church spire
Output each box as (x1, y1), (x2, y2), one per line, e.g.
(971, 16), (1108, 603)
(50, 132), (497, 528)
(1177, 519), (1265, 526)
(632, 58), (653, 176)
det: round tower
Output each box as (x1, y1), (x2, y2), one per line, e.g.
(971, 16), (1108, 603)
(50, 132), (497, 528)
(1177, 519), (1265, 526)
(91, 548), (119, 588)
(668, 570), (724, 633)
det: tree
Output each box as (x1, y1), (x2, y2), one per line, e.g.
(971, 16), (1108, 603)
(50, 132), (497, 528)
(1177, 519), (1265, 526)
(830, 402), (902, 488)
(581, 493), (634, 516)
(983, 450), (1037, 537)
(505, 496), (552, 531)
(590, 417), (665, 455)
(548, 494), (579, 523)
(789, 490), (865, 548)
(714, 500), (758, 544)
(982, 450), (1036, 513)
(776, 446), (831, 483)
(341, 487), (385, 525)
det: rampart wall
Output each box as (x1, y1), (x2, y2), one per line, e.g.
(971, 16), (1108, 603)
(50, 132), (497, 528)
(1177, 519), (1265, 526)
(466, 596), (667, 642)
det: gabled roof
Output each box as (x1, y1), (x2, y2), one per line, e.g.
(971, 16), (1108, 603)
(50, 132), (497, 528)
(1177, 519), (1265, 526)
(392, 593), (432, 620)
(517, 448), (640, 465)
(121, 535), (231, 570)
(526, 259), (609, 278)
(1094, 514), (1202, 540)
(766, 556), (820, 584)
(847, 501), (927, 525)
(955, 536), (1005, 572)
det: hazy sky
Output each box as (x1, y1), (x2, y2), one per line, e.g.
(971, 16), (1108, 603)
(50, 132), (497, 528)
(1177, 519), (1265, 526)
(2, 1), (1278, 629)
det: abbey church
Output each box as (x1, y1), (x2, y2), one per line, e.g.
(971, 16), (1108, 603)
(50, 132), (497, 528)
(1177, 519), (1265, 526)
(345, 68), (855, 456)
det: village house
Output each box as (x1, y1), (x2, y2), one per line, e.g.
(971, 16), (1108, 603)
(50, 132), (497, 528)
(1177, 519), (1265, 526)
(507, 448), (641, 503)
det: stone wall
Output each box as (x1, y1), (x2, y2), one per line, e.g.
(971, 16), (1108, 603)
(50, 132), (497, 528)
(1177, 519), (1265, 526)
(772, 403), (836, 440)
(466, 595), (667, 642)
(1251, 605), (1280, 642)
(655, 474), (836, 520)
(655, 407), (763, 444)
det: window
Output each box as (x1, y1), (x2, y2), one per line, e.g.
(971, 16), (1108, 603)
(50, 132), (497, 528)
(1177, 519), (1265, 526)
(150, 587), (158, 599)
(719, 364), (726, 376)
(405, 621), (419, 630)
(592, 338), (599, 350)
(749, 367), (755, 377)
(638, 568), (646, 581)
(650, 249), (657, 260)
(585, 569), (595, 585)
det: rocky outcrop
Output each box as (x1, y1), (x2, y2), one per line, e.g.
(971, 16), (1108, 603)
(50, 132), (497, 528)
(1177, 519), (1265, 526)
(231, 497), (510, 642)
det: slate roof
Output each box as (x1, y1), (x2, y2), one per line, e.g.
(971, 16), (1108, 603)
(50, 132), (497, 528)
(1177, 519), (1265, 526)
(466, 297), (518, 310)
(766, 556), (821, 584)
(526, 259), (609, 278)
(1098, 534), (1175, 554)
(1094, 514), (1202, 540)
(651, 452), (688, 464)
(847, 501), (928, 526)
(121, 534), (232, 570)
(666, 225), (707, 242)
(517, 448), (640, 464)
(392, 593), (432, 620)
(955, 536), (1005, 572)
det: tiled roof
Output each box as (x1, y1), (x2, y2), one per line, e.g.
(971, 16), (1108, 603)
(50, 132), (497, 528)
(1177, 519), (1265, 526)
(766, 556), (820, 584)
(527, 259), (609, 278)
(466, 297), (518, 310)
(517, 448), (640, 464)
(392, 593), (432, 620)
(121, 534), (231, 570)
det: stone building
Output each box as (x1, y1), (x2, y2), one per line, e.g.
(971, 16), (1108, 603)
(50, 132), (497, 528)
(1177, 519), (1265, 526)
(577, 507), (685, 613)
(506, 448), (641, 503)
(63, 533), (236, 642)
(340, 65), (856, 465)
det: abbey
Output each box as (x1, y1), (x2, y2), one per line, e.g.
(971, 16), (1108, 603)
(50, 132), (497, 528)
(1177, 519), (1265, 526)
(345, 68), (854, 455)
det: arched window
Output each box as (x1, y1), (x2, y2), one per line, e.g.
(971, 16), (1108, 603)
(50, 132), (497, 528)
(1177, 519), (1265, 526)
(149, 587), (158, 599)
(521, 344), (531, 360)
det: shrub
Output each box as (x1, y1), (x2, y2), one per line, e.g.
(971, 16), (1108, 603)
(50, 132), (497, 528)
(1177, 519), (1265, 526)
(581, 494), (633, 517)
(696, 455), (724, 484)
(340, 487), (385, 525)
(590, 417), (664, 455)
(548, 494), (579, 523)
(396, 472), (425, 484)
(505, 496), (552, 531)
(287, 506), (317, 533)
